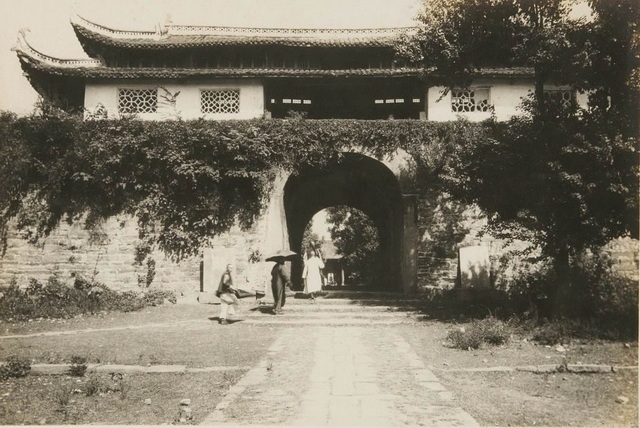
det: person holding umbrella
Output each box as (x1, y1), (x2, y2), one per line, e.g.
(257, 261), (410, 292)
(266, 250), (295, 315)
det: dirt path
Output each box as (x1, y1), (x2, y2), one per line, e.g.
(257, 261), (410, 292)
(201, 326), (478, 426)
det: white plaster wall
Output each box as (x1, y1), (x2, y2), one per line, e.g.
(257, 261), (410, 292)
(428, 79), (589, 122)
(84, 79), (265, 120)
(428, 78), (533, 122)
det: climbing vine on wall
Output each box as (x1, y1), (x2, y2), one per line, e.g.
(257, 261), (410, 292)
(0, 110), (491, 260)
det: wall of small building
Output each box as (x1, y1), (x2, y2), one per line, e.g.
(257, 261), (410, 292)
(84, 79), (265, 120)
(427, 79), (589, 122)
(428, 78), (532, 122)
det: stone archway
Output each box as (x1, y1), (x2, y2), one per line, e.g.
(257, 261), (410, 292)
(283, 153), (416, 293)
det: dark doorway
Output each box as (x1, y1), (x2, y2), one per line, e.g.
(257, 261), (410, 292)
(283, 153), (403, 291)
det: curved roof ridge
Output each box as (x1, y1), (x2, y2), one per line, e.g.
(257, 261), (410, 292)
(167, 25), (416, 37)
(71, 13), (416, 40)
(12, 29), (101, 68)
(71, 14), (161, 38)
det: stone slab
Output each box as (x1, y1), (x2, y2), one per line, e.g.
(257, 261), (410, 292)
(145, 364), (186, 373)
(90, 364), (146, 374)
(30, 364), (70, 375)
(458, 245), (491, 289)
(567, 364), (612, 373)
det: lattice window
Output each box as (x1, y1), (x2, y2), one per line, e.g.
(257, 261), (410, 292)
(201, 89), (240, 114)
(118, 88), (157, 114)
(451, 88), (491, 112)
(544, 89), (574, 109)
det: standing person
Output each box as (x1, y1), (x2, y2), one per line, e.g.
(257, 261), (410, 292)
(302, 248), (324, 300)
(270, 258), (291, 315)
(216, 264), (240, 325)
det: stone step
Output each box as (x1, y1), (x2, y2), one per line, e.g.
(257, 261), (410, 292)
(251, 303), (420, 312)
(268, 297), (426, 306)
(242, 318), (414, 326)
(248, 310), (416, 319)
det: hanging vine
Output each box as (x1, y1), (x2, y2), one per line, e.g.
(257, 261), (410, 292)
(0, 110), (491, 260)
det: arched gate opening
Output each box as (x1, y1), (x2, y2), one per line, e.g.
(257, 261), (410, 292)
(284, 153), (406, 292)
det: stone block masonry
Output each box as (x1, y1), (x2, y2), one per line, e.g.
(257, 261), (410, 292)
(0, 214), (268, 294)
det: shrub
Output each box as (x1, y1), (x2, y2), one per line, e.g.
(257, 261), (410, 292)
(0, 274), (175, 321)
(447, 327), (484, 350)
(143, 289), (177, 306)
(569, 251), (638, 327)
(0, 355), (31, 380)
(494, 248), (638, 340)
(447, 316), (511, 350)
(84, 374), (106, 396)
(68, 355), (88, 377)
(53, 383), (73, 409)
(532, 319), (582, 345)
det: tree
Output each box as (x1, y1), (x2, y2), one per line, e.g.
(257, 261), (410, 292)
(444, 98), (638, 311)
(397, 0), (588, 100)
(400, 0), (639, 312)
(325, 206), (381, 286)
(584, 0), (639, 135)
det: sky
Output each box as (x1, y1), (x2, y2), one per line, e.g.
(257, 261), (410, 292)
(0, 0), (422, 115)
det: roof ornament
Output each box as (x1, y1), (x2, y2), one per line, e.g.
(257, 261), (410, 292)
(154, 15), (171, 39)
(13, 28), (31, 52)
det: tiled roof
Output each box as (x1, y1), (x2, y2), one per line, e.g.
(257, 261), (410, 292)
(71, 14), (411, 49)
(14, 29), (535, 80)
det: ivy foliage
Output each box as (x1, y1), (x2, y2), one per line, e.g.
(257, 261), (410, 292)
(0, 111), (488, 260)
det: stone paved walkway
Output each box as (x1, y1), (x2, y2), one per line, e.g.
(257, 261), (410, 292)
(201, 326), (479, 426)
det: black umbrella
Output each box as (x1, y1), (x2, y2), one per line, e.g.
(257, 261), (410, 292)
(265, 249), (297, 262)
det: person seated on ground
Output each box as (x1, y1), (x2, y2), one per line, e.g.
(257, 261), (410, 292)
(216, 263), (240, 325)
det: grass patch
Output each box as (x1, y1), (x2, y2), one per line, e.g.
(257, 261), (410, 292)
(0, 305), (280, 368)
(0, 372), (243, 425)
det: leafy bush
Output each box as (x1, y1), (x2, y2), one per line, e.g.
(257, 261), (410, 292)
(569, 251), (638, 327)
(447, 327), (484, 350)
(0, 275), (174, 321)
(532, 319), (585, 345)
(143, 289), (177, 306)
(84, 374), (106, 396)
(447, 316), (511, 350)
(68, 355), (88, 377)
(493, 248), (638, 340)
(0, 355), (31, 380)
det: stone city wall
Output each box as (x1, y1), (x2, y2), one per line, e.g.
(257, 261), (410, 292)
(414, 199), (639, 290)
(0, 215), (269, 295)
